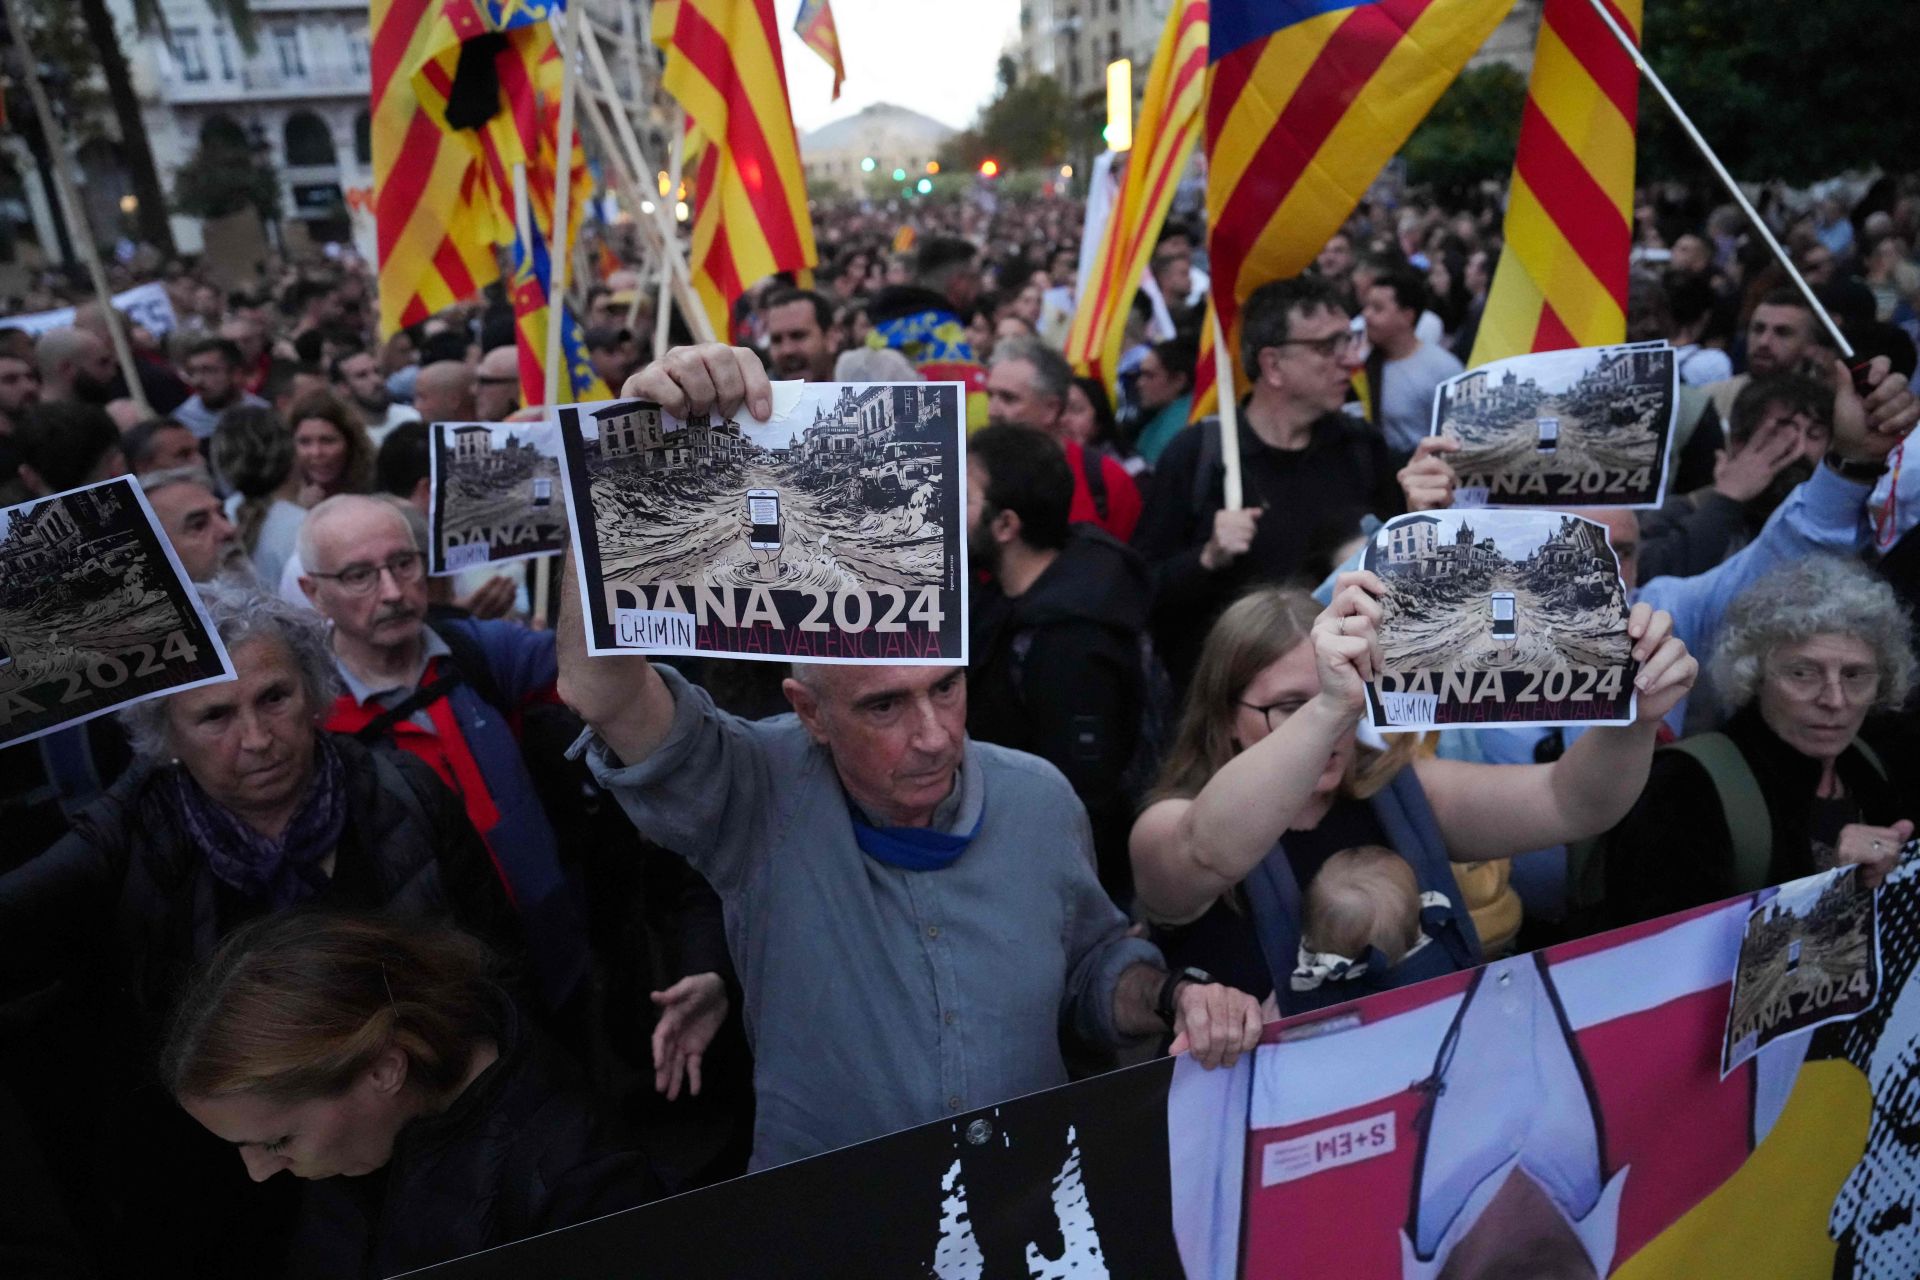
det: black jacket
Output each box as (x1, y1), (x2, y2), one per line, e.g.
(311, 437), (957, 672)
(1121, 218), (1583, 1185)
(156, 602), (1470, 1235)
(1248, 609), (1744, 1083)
(283, 996), (657, 1279)
(0, 733), (518, 1025)
(969, 526), (1151, 901)
(1603, 706), (1898, 926)
(1131, 411), (1402, 687)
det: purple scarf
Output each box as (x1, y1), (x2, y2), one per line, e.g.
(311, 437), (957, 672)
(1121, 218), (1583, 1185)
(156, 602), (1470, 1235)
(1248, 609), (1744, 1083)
(172, 732), (348, 908)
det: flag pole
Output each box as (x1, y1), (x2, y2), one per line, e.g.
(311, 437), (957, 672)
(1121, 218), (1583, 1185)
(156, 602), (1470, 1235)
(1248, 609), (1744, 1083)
(1212, 304), (1243, 510)
(1580, 0), (1852, 358)
(651, 124), (684, 358)
(545, 0), (585, 410)
(0, 0), (150, 414)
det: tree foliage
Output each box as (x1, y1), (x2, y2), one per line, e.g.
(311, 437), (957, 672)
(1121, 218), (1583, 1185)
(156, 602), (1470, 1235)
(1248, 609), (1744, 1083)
(1402, 64), (1527, 201)
(1637, 0), (1920, 184)
(938, 56), (1100, 173)
(171, 136), (281, 222)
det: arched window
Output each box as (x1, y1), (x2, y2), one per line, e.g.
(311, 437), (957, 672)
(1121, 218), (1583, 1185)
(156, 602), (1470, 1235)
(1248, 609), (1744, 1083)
(200, 115), (249, 152)
(284, 111), (337, 167)
(354, 111), (372, 166)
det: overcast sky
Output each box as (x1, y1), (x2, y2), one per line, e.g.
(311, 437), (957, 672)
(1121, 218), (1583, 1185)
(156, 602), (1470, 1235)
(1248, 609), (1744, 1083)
(778, 0), (1024, 134)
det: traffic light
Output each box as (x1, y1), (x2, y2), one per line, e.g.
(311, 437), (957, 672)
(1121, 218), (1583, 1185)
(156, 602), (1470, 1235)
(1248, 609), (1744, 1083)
(860, 156), (876, 172)
(892, 167), (906, 182)
(979, 158), (999, 178)
(916, 177), (933, 194)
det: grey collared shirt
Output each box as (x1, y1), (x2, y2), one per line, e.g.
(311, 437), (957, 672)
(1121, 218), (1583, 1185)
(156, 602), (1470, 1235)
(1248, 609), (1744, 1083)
(587, 664), (1162, 1171)
(335, 628), (452, 733)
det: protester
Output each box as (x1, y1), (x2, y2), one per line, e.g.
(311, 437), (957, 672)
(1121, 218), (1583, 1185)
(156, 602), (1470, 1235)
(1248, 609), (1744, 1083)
(123, 416), (205, 474)
(140, 466), (249, 581)
(1706, 287), (1824, 419)
(176, 338), (270, 440)
(763, 286), (838, 382)
(1133, 275), (1402, 687)
(212, 404), (306, 588)
(0, 349), (42, 434)
(986, 336), (1143, 540)
(1130, 335), (1198, 466)
(1064, 374), (1123, 453)
(162, 912), (657, 1279)
(287, 390), (377, 504)
(1128, 576), (1697, 1013)
(558, 344), (1264, 1173)
(299, 494), (589, 1008)
(331, 348), (421, 447)
(965, 424), (1153, 904)
(34, 327), (117, 407)
(1360, 263), (1464, 455)
(472, 344), (522, 421)
(1, 400), (128, 502)
(1604, 556), (1914, 925)
(867, 236), (990, 426)
(413, 359), (479, 424)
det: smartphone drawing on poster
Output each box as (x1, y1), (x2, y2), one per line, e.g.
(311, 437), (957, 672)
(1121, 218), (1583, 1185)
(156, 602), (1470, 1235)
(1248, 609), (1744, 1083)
(1361, 509), (1638, 731)
(1431, 341), (1677, 509)
(555, 381), (969, 665)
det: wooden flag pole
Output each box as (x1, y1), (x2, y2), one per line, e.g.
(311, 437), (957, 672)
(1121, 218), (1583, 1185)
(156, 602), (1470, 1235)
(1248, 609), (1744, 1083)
(1581, 0), (1851, 358)
(1212, 304), (1243, 510)
(545, 0), (584, 411)
(651, 124), (685, 358)
(0, 0), (149, 414)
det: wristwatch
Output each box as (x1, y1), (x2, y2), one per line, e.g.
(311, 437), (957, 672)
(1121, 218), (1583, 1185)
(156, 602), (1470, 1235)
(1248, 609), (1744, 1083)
(1825, 451), (1889, 483)
(1156, 966), (1212, 1028)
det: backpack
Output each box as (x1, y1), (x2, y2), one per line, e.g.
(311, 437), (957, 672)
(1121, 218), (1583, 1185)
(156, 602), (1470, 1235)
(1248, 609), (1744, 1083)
(1006, 625), (1177, 804)
(1568, 732), (1890, 920)
(1080, 442), (1111, 522)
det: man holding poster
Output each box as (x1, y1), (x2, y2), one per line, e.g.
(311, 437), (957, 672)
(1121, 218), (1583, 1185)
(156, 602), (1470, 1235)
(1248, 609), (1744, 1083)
(558, 344), (1265, 1172)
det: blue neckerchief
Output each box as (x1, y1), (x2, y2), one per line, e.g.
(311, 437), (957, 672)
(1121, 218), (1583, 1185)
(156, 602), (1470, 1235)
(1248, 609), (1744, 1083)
(849, 802), (985, 871)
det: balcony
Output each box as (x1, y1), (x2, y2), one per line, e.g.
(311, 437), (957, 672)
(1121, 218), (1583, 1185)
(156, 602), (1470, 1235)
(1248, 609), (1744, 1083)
(156, 63), (370, 104)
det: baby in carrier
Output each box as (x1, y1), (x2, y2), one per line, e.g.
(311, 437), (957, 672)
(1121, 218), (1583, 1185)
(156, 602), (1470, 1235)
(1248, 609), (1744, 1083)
(1293, 845), (1448, 992)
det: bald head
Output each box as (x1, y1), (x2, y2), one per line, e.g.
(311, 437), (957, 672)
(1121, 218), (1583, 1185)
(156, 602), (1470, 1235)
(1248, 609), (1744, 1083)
(37, 327), (116, 402)
(37, 327), (105, 378)
(297, 492), (416, 574)
(413, 360), (477, 424)
(474, 345), (521, 421)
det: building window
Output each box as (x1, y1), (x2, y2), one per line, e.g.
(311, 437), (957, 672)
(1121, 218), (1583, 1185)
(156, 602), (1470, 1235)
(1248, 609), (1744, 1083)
(170, 29), (208, 82)
(1108, 0), (1118, 11)
(348, 31), (370, 76)
(1108, 30), (1120, 59)
(274, 29), (307, 79)
(213, 29), (234, 79)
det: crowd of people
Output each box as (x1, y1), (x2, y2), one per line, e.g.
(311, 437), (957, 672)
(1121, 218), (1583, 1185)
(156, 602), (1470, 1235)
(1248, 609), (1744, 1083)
(2, 171), (1920, 1277)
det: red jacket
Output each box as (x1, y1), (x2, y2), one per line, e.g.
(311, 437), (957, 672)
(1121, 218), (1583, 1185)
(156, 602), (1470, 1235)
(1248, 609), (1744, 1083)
(1064, 441), (1141, 542)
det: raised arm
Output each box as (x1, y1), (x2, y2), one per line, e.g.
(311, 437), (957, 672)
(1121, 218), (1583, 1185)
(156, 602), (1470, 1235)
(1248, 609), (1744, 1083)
(1130, 575), (1382, 925)
(555, 344), (771, 766)
(1414, 601), (1699, 860)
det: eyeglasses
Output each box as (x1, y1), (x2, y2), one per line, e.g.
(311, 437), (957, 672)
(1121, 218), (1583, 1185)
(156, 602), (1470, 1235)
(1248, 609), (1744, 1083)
(308, 550), (425, 595)
(1271, 329), (1366, 360)
(1240, 697), (1309, 731)
(1767, 660), (1880, 702)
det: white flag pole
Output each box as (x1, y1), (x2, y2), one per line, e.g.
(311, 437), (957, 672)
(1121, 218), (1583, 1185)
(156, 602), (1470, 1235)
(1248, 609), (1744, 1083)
(1581, 0), (1852, 358)
(545, 0), (586, 409)
(1212, 303), (1243, 510)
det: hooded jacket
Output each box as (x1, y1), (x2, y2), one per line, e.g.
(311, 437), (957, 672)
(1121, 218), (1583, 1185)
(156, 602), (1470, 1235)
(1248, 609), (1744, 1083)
(969, 525), (1153, 901)
(866, 284), (990, 428)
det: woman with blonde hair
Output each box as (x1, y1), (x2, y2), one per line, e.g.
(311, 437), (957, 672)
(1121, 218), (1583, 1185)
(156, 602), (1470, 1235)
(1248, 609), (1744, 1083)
(287, 389), (377, 504)
(163, 911), (656, 1278)
(1131, 572), (1698, 1015)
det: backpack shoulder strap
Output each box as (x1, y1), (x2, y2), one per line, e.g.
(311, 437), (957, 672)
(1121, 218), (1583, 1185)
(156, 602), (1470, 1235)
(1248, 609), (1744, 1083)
(427, 618), (510, 716)
(1190, 416), (1224, 519)
(1663, 733), (1773, 891)
(1080, 444), (1110, 521)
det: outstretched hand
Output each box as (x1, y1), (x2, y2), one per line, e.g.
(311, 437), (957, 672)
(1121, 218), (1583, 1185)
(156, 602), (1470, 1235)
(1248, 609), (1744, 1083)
(623, 344), (772, 422)
(1168, 981), (1265, 1070)
(651, 972), (729, 1101)
(1625, 602), (1696, 725)
(1398, 436), (1460, 512)
(1311, 571), (1387, 716)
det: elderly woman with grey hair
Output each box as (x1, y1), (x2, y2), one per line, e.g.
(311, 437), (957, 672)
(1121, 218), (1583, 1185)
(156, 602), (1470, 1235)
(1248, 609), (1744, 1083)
(0, 580), (516, 1029)
(1604, 554), (1915, 925)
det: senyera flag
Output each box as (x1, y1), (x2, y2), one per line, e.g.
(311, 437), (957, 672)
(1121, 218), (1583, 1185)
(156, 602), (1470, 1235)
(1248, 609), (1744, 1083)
(1202, 0), (1517, 406)
(656, 0), (820, 343)
(1470, 0), (1644, 365)
(1064, 0), (1209, 395)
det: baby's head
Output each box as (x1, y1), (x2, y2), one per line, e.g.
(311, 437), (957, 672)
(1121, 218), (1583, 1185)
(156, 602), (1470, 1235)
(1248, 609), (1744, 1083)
(1303, 845), (1423, 964)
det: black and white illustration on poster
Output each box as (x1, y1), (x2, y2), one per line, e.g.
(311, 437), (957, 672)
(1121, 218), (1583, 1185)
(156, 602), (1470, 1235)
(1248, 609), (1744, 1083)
(1433, 342), (1676, 508)
(559, 381), (966, 664)
(427, 420), (568, 573)
(0, 476), (233, 747)
(1723, 867), (1879, 1076)
(1361, 509), (1635, 729)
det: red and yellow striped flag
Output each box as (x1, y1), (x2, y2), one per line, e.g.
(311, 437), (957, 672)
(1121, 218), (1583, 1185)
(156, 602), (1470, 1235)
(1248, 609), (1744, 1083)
(656, 0), (819, 342)
(1065, 0), (1209, 393)
(1469, 0), (1642, 364)
(1198, 0), (1515, 414)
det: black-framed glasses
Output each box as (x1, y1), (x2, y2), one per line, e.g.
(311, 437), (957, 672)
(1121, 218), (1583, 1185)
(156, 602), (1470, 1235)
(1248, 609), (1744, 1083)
(1239, 697), (1309, 731)
(309, 550), (425, 595)
(1272, 329), (1366, 360)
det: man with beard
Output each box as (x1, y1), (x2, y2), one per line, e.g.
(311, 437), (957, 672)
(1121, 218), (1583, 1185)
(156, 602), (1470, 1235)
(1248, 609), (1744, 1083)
(332, 348), (420, 446)
(1638, 375), (1832, 580)
(34, 328), (118, 407)
(964, 425), (1152, 906)
(1706, 288), (1825, 421)
(138, 466), (250, 582)
(0, 352), (41, 498)
(174, 338), (269, 440)
(303, 494), (586, 1009)
(763, 287), (837, 382)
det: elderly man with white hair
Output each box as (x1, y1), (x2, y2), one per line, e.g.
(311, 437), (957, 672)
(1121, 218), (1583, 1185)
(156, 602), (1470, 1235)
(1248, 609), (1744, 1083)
(558, 343), (1265, 1176)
